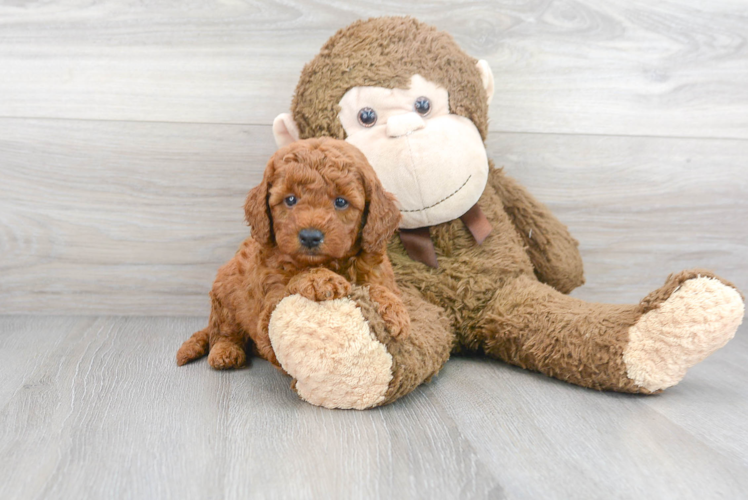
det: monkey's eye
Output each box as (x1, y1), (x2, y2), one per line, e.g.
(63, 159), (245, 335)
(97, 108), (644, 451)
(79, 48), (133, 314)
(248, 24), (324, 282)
(357, 107), (377, 127)
(334, 197), (349, 210)
(284, 195), (298, 207)
(414, 97), (431, 116)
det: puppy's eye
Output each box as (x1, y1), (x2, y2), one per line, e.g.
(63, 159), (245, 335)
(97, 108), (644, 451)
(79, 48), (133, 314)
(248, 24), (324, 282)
(334, 197), (349, 210)
(414, 97), (431, 116)
(284, 195), (298, 207)
(357, 107), (377, 127)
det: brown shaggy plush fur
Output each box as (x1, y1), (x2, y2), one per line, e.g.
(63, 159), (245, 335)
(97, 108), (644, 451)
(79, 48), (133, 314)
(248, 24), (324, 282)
(291, 17), (489, 142)
(349, 285), (454, 405)
(176, 138), (409, 369)
(276, 16), (743, 404)
(384, 166), (741, 395)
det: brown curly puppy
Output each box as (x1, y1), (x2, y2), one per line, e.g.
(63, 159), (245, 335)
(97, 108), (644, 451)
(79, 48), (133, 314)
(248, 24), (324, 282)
(176, 138), (408, 370)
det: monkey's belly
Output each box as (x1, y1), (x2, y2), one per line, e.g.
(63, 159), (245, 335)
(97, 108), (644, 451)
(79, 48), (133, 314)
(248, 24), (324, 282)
(387, 181), (537, 340)
(389, 225), (533, 337)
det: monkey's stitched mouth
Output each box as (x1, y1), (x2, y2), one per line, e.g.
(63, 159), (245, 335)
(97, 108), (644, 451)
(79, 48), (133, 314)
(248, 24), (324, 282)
(399, 175), (471, 213)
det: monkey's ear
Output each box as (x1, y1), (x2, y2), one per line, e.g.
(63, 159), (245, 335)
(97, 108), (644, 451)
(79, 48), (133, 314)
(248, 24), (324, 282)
(476, 60), (495, 105)
(273, 113), (300, 148)
(244, 158), (275, 246)
(361, 168), (402, 254)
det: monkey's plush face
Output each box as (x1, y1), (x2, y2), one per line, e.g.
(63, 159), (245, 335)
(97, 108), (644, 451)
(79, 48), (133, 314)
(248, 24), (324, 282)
(337, 75), (489, 228)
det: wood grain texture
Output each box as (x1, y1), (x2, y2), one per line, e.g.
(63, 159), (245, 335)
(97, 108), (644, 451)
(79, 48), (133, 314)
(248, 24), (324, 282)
(0, 315), (745, 499)
(489, 132), (748, 305)
(2, 118), (746, 314)
(0, 118), (274, 315)
(1, 0), (747, 138)
(0, 316), (77, 409)
(0, 316), (504, 500)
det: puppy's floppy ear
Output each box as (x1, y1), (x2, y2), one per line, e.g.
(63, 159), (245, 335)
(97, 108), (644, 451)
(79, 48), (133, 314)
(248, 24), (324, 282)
(360, 161), (401, 254)
(245, 157), (276, 246)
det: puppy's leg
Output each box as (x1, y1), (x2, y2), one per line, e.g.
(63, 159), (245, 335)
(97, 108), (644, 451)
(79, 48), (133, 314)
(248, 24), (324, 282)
(176, 327), (210, 366)
(208, 340), (247, 370)
(368, 285), (410, 338)
(206, 293), (247, 370)
(209, 338), (247, 370)
(208, 330), (247, 370)
(256, 289), (287, 369)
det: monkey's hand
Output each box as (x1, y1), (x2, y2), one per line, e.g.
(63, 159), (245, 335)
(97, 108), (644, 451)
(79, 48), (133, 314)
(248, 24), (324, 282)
(369, 285), (410, 339)
(287, 268), (352, 302)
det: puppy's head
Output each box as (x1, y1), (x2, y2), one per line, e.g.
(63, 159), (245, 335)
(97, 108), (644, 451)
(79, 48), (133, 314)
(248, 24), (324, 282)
(245, 138), (400, 264)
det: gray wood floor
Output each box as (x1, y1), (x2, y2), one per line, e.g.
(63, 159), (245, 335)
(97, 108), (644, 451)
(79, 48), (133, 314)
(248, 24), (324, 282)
(2, 1), (748, 498)
(0, 316), (746, 499)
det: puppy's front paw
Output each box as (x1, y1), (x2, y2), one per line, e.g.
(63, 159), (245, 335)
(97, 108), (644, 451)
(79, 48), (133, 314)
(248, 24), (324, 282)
(288, 268), (352, 301)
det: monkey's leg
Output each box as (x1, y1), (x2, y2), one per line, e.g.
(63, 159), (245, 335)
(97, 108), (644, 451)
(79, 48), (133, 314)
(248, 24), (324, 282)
(268, 285), (454, 409)
(474, 270), (744, 392)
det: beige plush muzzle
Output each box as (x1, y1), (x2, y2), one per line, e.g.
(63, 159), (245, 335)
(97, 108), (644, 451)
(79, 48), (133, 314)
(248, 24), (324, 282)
(339, 75), (489, 228)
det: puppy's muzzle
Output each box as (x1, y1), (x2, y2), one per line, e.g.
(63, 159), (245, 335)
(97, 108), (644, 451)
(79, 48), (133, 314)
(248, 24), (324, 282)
(298, 228), (324, 249)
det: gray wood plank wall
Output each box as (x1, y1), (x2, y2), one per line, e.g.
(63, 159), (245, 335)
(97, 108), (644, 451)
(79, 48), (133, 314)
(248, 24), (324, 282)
(1, 0), (747, 315)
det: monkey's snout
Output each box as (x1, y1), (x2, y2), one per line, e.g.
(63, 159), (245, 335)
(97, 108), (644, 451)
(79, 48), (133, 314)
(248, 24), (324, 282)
(299, 228), (324, 248)
(386, 112), (426, 138)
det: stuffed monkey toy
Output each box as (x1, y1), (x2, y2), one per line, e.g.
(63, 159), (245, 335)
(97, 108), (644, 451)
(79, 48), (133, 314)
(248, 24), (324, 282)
(265, 17), (745, 409)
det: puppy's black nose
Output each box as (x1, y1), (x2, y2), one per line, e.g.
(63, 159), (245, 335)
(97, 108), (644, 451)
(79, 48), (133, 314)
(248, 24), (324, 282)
(298, 228), (324, 248)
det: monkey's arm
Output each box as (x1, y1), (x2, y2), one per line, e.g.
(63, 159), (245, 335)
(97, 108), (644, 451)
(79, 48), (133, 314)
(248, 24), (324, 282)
(487, 163), (585, 294)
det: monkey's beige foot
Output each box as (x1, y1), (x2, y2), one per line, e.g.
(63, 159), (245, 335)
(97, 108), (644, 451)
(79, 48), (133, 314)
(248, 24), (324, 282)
(268, 294), (394, 410)
(624, 273), (744, 392)
(208, 340), (247, 370)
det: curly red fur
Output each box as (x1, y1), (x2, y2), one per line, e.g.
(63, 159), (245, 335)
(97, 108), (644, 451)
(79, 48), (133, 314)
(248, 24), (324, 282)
(176, 138), (409, 370)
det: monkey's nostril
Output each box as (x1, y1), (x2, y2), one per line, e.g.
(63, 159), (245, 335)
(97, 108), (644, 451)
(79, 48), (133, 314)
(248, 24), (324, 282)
(298, 228), (324, 248)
